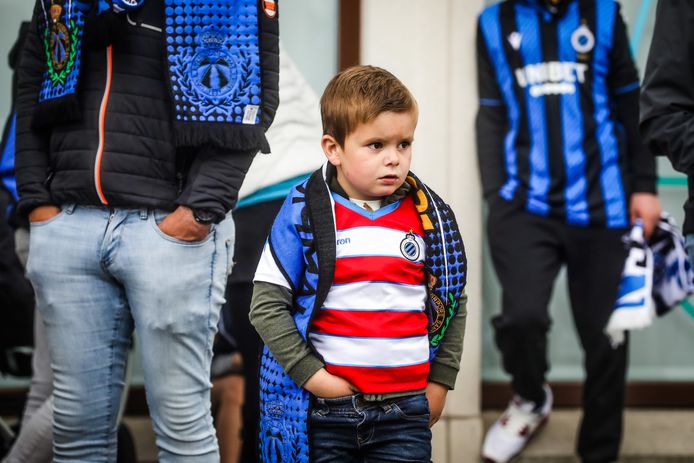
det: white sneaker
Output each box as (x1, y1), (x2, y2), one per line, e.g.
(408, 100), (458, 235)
(481, 385), (552, 463)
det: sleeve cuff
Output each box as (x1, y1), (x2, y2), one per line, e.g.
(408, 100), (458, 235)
(287, 354), (325, 387)
(428, 362), (459, 390)
(632, 176), (657, 194)
(17, 197), (55, 218)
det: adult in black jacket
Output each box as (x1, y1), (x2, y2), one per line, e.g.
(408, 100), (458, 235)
(15, 1), (279, 461)
(641, 0), (694, 258)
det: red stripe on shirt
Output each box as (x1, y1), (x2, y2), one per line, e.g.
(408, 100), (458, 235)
(333, 256), (425, 285)
(325, 363), (430, 394)
(310, 310), (429, 338)
(335, 195), (425, 237)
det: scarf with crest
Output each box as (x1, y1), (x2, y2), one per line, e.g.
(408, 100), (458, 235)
(34, 0), (279, 152)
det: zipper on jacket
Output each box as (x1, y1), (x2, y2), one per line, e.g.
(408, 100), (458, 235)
(43, 168), (54, 187)
(176, 171), (184, 195)
(94, 45), (113, 205)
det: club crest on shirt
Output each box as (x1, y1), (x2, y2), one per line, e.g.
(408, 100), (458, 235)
(400, 232), (421, 261)
(571, 24), (595, 54)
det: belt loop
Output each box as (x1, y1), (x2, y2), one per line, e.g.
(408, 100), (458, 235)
(140, 208), (148, 220)
(64, 204), (76, 214)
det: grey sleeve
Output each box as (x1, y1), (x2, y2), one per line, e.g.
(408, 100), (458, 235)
(428, 293), (468, 390)
(249, 281), (324, 387)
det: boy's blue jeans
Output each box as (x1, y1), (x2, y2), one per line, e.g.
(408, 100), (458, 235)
(26, 204), (234, 462)
(310, 393), (432, 463)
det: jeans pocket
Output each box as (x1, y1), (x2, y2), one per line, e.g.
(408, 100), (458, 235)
(29, 207), (68, 228)
(391, 394), (430, 421)
(311, 395), (361, 421)
(149, 210), (215, 246)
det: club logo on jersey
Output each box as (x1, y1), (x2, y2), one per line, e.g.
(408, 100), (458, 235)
(262, 0), (277, 19)
(400, 232), (421, 261)
(507, 31), (522, 51)
(571, 24), (595, 54)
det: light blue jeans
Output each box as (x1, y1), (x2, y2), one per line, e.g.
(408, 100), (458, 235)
(26, 204), (234, 462)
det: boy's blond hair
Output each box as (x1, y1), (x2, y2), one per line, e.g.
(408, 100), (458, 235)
(320, 65), (418, 146)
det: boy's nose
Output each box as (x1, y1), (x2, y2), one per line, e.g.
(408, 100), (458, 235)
(385, 148), (400, 165)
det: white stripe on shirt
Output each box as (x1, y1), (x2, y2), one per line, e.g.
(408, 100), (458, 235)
(322, 281), (427, 311)
(335, 227), (425, 263)
(308, 333), (430, 367)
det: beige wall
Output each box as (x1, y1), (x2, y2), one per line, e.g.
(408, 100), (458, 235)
(361, 1), (485, 460)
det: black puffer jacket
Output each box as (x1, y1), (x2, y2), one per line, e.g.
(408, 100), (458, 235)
(640, 0), (694, 234)
(15, 1), (275, 219)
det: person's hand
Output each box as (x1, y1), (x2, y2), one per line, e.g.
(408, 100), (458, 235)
(304, 368), (356, 398)
(28, 205), (61, 223)
(158, 206), (211, 242)
(629, 192), (661, 239)
(425, 382), (448, 428)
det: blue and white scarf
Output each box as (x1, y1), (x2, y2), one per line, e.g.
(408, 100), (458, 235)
(605, 214), (694, 346)
(34, 0), (279, 152)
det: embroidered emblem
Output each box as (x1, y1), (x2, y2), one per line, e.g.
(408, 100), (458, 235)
(44, 0), (78, 86)
(507, 31), (522, 51)
(191, 29), (240, 100)
(430, 293), (446, 333)
(571, 24), (595, 54)
(260, 396), (305, 462)
(262, 0), (278, 19)
(266, 400), (285, 419)
(400, 231), (421, 261)
(427, 274), (446, 334)
(49, 2), (71, 71)
(166, 0), (263, 124)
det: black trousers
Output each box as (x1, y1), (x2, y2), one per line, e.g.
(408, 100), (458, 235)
(487, 197), (628, 463)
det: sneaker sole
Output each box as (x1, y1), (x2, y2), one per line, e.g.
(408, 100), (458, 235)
(481, 415), (549, 463)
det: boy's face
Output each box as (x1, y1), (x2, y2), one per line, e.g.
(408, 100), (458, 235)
(322, 111), (416, 201)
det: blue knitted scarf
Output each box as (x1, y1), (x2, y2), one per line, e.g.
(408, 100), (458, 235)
(34, 0), (279, 152)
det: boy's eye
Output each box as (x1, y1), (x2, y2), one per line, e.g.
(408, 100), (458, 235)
(368, 142), (383, 150)
(398, 141), (411, 149)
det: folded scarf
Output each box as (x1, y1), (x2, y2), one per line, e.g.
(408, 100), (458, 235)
(34, 0), (279, 153)
(605, 214), (694, 347)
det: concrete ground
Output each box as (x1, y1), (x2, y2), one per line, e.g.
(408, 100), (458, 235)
(122, 409), (694, 462)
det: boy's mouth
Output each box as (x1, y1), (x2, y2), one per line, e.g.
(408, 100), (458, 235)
(379, 174), (399, 184)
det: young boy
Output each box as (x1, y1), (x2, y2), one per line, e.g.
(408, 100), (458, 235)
(249, 65), (468, 462)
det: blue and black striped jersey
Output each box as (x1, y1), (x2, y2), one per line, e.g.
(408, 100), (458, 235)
(477, 0), (656, 228)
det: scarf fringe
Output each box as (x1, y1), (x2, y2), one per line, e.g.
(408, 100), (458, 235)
(173, 122), (270, 154)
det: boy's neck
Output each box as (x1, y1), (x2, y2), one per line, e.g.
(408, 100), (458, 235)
(327, 164), (411, 206)
(349, 197), (383, 212)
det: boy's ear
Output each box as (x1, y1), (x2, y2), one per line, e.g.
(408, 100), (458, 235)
(321, 134), (342, 167)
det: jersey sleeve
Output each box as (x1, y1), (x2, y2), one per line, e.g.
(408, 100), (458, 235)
(607, 3), (640, 95)
(254, 186), (308, 292)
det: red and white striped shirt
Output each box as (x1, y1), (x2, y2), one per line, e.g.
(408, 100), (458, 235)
(308, 193), (429, 394)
